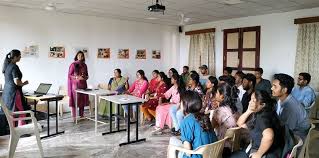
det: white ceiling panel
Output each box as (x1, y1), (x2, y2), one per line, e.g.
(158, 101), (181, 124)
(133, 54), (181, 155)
(0, 0), (318, 25)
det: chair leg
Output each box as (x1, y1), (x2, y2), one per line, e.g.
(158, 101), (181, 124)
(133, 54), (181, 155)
(8, 134), (19, 158)
(34, 127), (44, 157)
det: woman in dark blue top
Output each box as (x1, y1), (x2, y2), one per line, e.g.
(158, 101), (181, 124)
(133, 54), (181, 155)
(178, 90), (217, 158)
(234, 90), (284, 158)
(1, 49), (29, 126)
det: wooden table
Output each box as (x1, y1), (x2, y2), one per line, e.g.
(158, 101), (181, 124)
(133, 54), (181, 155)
(75, 89), (117, 133)
(99, 94), (145, 146)
(25, 94), (64, 139)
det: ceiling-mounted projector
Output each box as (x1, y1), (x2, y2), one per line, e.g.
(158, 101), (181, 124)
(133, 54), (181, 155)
(148, 0), (165, 14)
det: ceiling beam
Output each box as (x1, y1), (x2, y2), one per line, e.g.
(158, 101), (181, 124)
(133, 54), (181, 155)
(294, 16), (319, 24)
(185, 28), (215, 35)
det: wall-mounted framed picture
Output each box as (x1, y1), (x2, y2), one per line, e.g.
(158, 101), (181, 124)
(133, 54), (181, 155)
(136, 49), (146, 59)
(22, 45), (39, 58)
(152, 50), (161, 59)
(118, 49), (129, 59)
(49, 46), (65, 58)
(75, 47), (89, 58)
(97, 48), (110, 59)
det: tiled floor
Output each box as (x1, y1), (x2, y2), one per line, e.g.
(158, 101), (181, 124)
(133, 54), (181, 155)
(0, 114), (318, 158)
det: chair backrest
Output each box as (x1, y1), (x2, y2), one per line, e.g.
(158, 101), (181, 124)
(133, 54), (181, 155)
(0, 100), (15, 133)
(195, 137), (228, 158)
(288, 135), (303, 158)
(224, 127), (241, 152)
(58, 86), (68, 95)
(298, 123), (316, 158)
(98, 83), (108, 90)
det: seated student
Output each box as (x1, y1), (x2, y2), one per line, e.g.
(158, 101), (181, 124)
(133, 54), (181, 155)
(233, 90), (284, 158)
(200, 76), (218, 114)
(152, 74), (185, 134)
(219, 75), (243, 114)
(169, 90), (217, 158)
(141, 72), (169, 124)
(235, 71), (246, 101)
(242, 73), (256, 113)
(124, 70), (148, 119)
(211, 83), (239, 146)
(170, 72), (203, 135)
(181, 66), (191, 85)
(291, 72), (316, 115)
(198, 65), (209, 88)
(98, 68), (128, 116)
(271, 73), (310, 141)
(255, 68), (272, 95)
(223, 67), (233, 76)
(148, 70), (160, 94)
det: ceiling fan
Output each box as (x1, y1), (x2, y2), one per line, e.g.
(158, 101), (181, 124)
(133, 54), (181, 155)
(44, 0), (77, 11)
(179, 13), (191, 26)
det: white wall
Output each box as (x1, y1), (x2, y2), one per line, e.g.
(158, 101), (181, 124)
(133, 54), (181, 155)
(0, 6), (180, 93)
(180, 7), (319, 80)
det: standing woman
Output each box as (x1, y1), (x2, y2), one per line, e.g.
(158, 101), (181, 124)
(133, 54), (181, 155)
(68, 51), (89, 122)
(2, 49), (29, 126)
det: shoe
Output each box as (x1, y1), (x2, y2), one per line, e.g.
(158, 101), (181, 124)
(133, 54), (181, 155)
(171, 129), (181, 136)
(151, 127), (163, 135)
(21, 134), (32, 138)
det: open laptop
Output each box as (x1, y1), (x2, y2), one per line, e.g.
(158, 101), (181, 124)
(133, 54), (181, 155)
(25, 83), (52, 97)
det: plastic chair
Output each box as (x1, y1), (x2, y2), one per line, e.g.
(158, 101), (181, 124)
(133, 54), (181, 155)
(167, 137), (228, 158)
(298, 123), (316, 158)
(224, 127), (242, 152)
(288, 135), (303, 158)
(1, 100), (43, 158)
(57, 86), (69, 118)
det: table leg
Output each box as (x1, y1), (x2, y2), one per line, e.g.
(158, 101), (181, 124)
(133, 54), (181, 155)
(75, 91), (78, 124)
(95, 95), (98, 133)
(117, 103), (120, 131)
(56, 99), (58, 134)
(47, 100), (50, 137)
(127, 104), (130, 143)
(110, 101), (112, 133)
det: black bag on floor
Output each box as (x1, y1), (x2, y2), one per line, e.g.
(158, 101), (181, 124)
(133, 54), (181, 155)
(0, 112), (9, 136)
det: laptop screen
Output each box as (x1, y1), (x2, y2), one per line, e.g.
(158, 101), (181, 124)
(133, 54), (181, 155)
(35, 83), (52, 94)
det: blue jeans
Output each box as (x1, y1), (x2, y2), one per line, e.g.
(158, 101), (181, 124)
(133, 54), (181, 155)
(122, 104), (137, 114)
(169, 105), (184, 131)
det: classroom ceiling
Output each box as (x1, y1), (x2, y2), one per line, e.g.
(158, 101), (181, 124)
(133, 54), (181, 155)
(0, 0), (318, 26)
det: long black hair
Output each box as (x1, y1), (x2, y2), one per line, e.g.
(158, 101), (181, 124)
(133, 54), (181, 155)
(74, 51), (85, 62)
(2, 49), (21, 73)
(137, 69), (148, 82)
(216, 83), (238, 113)
(181, 90), (213, 132)
(253, 90), (276, 113)
(208, 76), (218, 92)
(159, 72), (170, 87)
(172, 73), (185, 94)
(169, 68), (179, 76)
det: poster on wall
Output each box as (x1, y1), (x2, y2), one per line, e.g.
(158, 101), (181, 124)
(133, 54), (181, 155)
(22, 45), (39, 57)
(152, 50), (161, 59)
(75, 47), (89, 58)
(49, 46), (65, 58)
(136, 49), (146, 59)
(118, 49), (129, 59)
(97, 48), (110, 59)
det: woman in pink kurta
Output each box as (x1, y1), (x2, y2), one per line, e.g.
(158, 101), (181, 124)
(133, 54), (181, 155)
(68, 51), (89, 121)
(123, 70), (148, 118)
(152, 74), (185, 135)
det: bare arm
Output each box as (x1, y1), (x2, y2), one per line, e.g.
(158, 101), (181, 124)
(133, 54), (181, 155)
(251, 128), (274, 158)
(237, 110), (252, 129)
(14, 78), (28, 87)
(183, 141), (192, 157)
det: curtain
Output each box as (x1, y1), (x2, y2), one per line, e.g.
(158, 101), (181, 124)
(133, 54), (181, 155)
(188, 32), (215, 75)
(294, 22), (319, 91)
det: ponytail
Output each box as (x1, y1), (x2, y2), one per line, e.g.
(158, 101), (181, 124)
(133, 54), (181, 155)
(2, 49), (21, 73)
(194, 113), (213, 132)
(2, 53), (11, 73)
